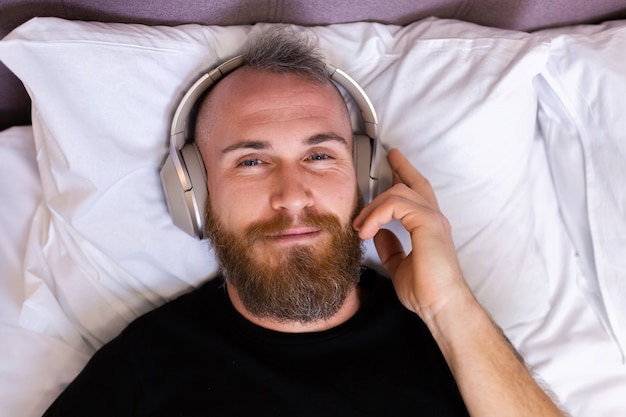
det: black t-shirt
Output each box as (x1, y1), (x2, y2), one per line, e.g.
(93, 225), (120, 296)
(43, 268), (469, 416)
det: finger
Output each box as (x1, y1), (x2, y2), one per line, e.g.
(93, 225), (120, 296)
(387, 148), (440, 211)
(373, 228), (406, 277)
(353, 186), (431, 240)
(353, 185), (406, 237)
(392, 170), (401, 186)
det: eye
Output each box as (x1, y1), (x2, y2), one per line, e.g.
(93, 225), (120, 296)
(238, 158), (263, 167)
(308, 152), (332, 161)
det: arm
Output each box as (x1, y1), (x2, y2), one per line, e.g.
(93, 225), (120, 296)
(353, 148), (565, 417)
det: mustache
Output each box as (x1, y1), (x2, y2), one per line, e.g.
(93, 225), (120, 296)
(244, 211), (344, 243)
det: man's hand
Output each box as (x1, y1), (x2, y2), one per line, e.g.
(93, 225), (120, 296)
(352, 148), (474, 325)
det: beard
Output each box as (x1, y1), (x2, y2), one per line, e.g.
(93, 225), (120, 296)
(204, 198), (364, 324)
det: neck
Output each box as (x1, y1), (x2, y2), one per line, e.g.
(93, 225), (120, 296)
(225, 283), (362, 333)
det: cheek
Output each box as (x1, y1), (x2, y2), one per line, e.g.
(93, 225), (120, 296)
(206, 169), (237, 225)
(315, 170), (359, 221)
(208, 177), (268, 231)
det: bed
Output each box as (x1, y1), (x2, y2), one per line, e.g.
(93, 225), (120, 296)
(1, 1), (625, 416)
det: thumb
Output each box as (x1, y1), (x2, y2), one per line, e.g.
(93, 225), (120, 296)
(373, 229), (406, 277)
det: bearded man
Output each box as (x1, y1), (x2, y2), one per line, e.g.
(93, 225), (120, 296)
(43, 28), (565, 417)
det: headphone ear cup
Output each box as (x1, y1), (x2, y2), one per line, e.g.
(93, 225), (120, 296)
(159, 143), (208, 238)
(374, 146), (393, 198)
(353, 134), (372, 203)
(160, 153), (190, 234)
(181, 143), (208, 238)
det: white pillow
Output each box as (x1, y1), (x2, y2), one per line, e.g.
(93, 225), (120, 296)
(0, 126), (40, 323)
(0, 17), (550, 351)
(535, 20), (626, 352)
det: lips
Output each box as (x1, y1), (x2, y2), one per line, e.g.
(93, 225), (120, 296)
(272, 226), (320, 237)
(268, 226), (322, 242)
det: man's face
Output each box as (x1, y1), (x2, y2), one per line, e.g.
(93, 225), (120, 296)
(196, 68), (364, 323)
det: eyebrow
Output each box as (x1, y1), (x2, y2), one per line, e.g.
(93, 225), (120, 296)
(219, 133), (350, 157)
(306, 133), (350, 148)
(220, 140), (269, 156)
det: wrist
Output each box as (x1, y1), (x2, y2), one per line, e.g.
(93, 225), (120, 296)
(421, 292), (497, 370)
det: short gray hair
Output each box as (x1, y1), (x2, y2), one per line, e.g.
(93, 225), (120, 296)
(242, 27), (329, 84)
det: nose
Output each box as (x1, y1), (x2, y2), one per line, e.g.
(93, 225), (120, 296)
(269, 163), (314, 213)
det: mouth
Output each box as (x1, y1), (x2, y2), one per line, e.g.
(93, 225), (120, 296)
(266, 226), (323, 244)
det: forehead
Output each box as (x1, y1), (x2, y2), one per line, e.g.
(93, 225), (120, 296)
(195, 67), (353, 151)
(211, 66), (346, 107)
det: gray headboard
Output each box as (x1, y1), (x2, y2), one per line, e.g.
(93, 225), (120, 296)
(2, 0), (626, 132)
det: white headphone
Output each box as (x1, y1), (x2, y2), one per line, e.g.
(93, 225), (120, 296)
(160, 55), (392, 239)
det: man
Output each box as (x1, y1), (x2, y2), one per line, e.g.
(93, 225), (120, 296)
(43, 29), (565, 416)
